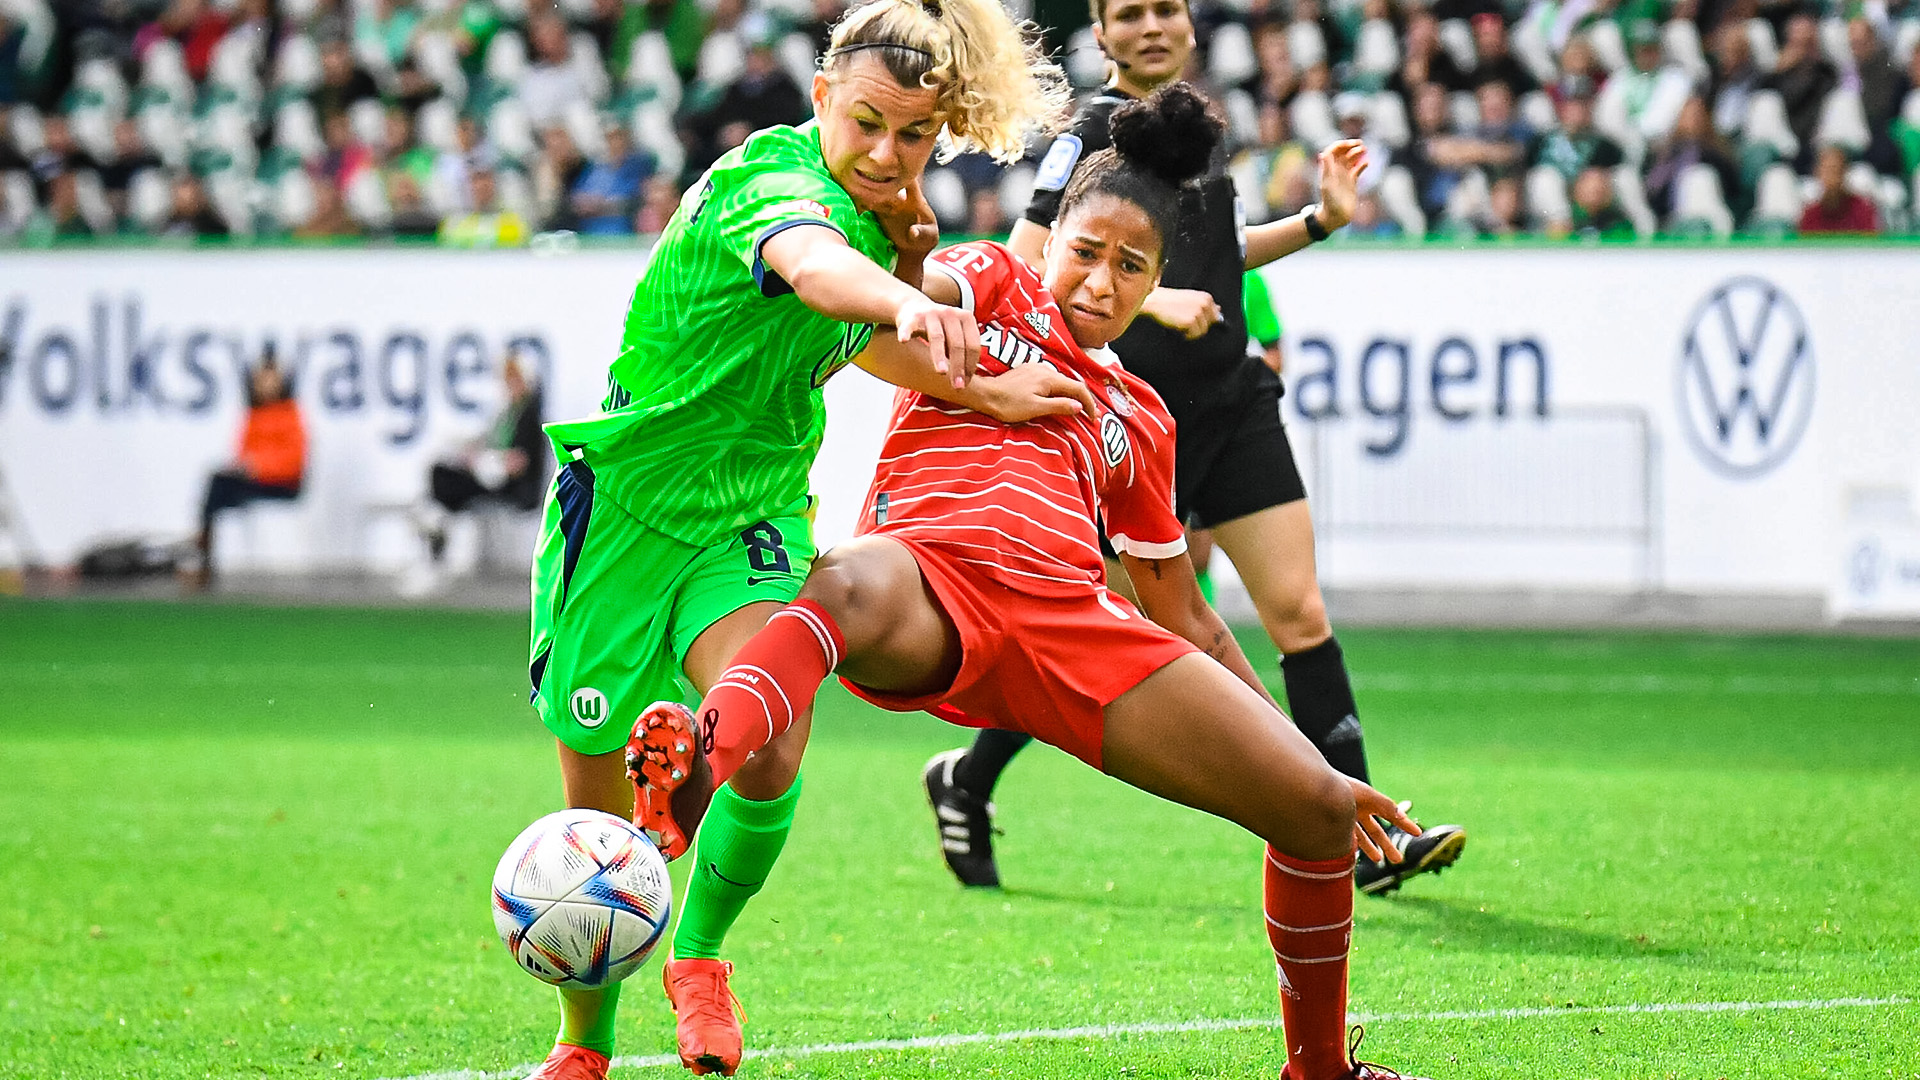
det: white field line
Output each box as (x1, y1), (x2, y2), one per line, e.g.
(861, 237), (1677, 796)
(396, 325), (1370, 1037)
(1351, 672), (1920, 696)
(381, 995), (1911, 1080)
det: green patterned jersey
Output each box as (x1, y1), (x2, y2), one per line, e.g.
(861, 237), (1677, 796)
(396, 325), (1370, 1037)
(545, 121), (896, 546)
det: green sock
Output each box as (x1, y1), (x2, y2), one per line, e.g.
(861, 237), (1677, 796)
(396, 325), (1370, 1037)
(671, 775), (803, 960)
(556, 980), (621, 1056)
(1195, 566), (1216, 605)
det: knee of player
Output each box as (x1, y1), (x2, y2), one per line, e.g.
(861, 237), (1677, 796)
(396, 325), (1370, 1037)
(1289, 764), (1355, 862)
(1262, 582), (1332, 652)
(799, 544), (898, 651)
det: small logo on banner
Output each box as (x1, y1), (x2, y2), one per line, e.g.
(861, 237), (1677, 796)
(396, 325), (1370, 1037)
(570, 687), (608, 728)
(1100, 412), (1129, 467)
(774, 199), (832, 221)
(1676, 276), (1815, 478)
(1033, 135), (1083, 192)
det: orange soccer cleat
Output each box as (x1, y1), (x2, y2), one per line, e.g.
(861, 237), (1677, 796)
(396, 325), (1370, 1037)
(662, 957), (747, 1076)
(522, 1043), (610, 1080)
(624, 701), (715, 860)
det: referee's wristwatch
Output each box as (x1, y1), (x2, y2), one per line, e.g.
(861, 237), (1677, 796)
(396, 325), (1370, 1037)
(1302, 203), (1330, 243)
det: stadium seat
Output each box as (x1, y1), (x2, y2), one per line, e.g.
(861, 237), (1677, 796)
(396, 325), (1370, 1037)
(1662, 19), (1710, 84)
(487, 99), (537, 162)
(1519, 90), (1556, 135)
(1443, 167), (1490, 228)
(1, 0), (55, 89)
(1523, 164), (1570, 229)
(1818, 17), (1851, 71)
(1223, 87), (1261, 149)
(135, 104), (189, 169)
(921, 165), (966, 231)
(695, 29), (746, 91)
(1351, 19), (1400, 85)
(1065, 26), (1107, 90)
(71, 168), (114, 233)
(997, 163), (1037, 229)
(494, 167), (535, 223)
(1741, 90), (1800, 161)
(199, 104), (257, 163)
(1844, 159), (1879, 198)
(1448, 91), (1480, 134)
(343, 168), (392, 230)
(126, 167), (171, 231)
(1209, 23), (1258, 87)
(1874, 174), (1909, 233)
(1672, 162), (1735, 237)
(349, 99), (389, 153)
(1291, 89), (1339, 150)
(274, 34), (323, 95)
(353, 35), (395, 81)
(631, 102), (684, 182)
(623, 32), (683, 114)
(1437, 19), (1477, 72)
(553, 0), (597, 19)
(137, 40), (195, 110)
(7, 104), (43, 154)
(274, 169), (317, 232)
(273, 99), (326, 161)
(70, 58), (130, 119)
(757, 0), (813, 20)
(1896, 20), (1920, 67)
(493, 0), (529, 20)
(1814, 90), (1872, 156)
(1905, 88), (1920, 131)
(412, 32), (469, 106)
(1612, 164), (1657, 237)
(1227, 152), (1267, 223)
(1, 170), (36, 232)
(205, 170), (257, 236)
(1751, 162), (1804, 225)
(1369, 90), (1410, 149)
(1510, 15), (1558, 86)
(1288, 19), (1328, 69)
(569, 32), (611, 105)
(485, 30), (529, 88)
(562, 99), (607, 159)
(208, 34), (263, 104)
(1587, 20), (1628, 73)
(777, 32), (816, 97)
(67, 106), (116, 162)
(1745, 19), (1780, 72)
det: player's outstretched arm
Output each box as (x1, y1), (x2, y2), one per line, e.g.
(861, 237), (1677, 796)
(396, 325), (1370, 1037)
(1120, 549), (1417, 861)
(853, 335), (1097, 422)
(1242, 139), (1367, 269)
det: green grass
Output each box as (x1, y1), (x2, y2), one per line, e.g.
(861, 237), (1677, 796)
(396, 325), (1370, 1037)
(2, 600), (1916, 1079)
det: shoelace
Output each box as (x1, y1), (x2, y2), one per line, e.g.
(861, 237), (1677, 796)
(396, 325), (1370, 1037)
(1345, 1024), (1405, 1079)
(674, 965), (748, 1027)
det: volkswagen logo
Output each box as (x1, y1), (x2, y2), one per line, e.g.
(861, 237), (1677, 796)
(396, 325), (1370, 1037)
(1676, 277), (1815, 478)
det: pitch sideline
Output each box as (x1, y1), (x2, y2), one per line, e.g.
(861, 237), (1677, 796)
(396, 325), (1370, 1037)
(380, 994), (1911, 1080)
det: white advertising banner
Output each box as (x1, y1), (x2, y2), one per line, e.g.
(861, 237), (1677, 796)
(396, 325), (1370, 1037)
(2, 246), (1916, 618)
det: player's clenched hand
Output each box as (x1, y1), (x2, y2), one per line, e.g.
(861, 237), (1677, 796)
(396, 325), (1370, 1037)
(1316, 139), (1368, 231)
(973, 364), (1101, 423)
(1146, 287), (1225, 340)
(894, 293), (979, 389)
(874, 177), (939, 258)
(1348, 779), (1419, 864)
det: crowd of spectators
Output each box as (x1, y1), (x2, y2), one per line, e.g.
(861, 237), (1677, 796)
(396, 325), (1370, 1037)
(0, 0), (1916, 243)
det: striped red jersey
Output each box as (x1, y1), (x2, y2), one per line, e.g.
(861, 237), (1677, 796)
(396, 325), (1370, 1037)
(855, 240), (1186, 596)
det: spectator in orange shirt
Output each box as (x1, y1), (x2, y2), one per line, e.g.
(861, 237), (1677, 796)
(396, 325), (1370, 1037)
(191, 350), (307, 583)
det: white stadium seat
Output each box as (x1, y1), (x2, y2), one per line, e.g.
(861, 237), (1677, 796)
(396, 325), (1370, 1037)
(921, 166), (966, 229)
(127, 167), (172, 231)
(1814, 89), (1872, 155)
(274, 34), (323, 93)
(1524, 164), (1570, 228)
(485, 30), (528, 87)
(1288, 19), (1328, 69)
(1369, 90), (1410, 149)
(1745, 18), (1779, 72)
(1672, 162), (1734, 237)
(1751, 163), (1804, 224)
(1612, 164), (1657, 238)
(1208, 22), (1258, 87)
(1519, 90), (1556, 134)
(1291, 89), (1339, 149)
(1223, 87), (1260, 149)
(140, 38), (195, 103)
(275, 169), (317, 231)
(1378, 163), (1427, 237)
(1448, 90), (1480, 133)
(1438, 19), (1477, 71)
(1352, 19), (1400, 82)
(348, 98), (388, 152)
(1587, 19), (1628, 73)
(1895, 20), (1920, 67)
(625, 32), (683, 114)
(1662, 19), (1709, 83)
(344, 167), (392, 229)
(1818, 17), (1851, 70)
(273, 99), (326, 160)
(777, 32), (817, 96)
(695, 29), (745, 91)
(1741, 89), (1799, 160)
(487, 99), (536, 161)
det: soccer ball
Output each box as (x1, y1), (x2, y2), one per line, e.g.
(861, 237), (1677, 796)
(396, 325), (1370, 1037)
(491, 808), (673, 990)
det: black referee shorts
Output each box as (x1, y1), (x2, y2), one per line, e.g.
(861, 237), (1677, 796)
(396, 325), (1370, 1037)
(1174, 367), (1308, 530)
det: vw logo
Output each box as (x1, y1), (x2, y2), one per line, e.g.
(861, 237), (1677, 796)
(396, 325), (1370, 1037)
(1676, 276), (1815, 478)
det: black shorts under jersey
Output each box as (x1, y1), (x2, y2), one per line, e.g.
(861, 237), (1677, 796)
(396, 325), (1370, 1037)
(1173, 364), (1307, 530)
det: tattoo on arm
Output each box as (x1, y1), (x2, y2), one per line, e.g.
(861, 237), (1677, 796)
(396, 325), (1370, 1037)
(1146, 559), (1164, 580)
(1204, 628), (1231, 661)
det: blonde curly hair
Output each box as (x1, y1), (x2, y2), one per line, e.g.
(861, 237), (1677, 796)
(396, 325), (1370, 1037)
(821, 0), (1071, 164)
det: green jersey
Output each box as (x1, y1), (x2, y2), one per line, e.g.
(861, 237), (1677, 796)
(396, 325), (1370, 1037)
(546, 122), (896, 546)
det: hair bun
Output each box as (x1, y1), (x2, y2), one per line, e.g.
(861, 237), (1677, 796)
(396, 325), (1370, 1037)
(1106, 82), (1222, 188)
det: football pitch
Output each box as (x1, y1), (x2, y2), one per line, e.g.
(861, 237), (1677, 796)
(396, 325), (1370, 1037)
(3, 599), (1916, 1080)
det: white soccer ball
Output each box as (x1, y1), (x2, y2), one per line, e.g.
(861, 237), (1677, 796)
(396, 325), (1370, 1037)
(491, 808), (674, 990)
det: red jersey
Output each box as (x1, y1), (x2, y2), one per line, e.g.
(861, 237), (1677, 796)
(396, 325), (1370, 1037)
(855, 241), (1185, 596)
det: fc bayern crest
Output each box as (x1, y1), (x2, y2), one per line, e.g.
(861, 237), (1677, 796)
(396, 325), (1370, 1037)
(1104, 384), (1134, 417)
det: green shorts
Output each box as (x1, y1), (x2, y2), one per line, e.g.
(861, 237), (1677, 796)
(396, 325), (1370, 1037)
(529, 460), (817, 756)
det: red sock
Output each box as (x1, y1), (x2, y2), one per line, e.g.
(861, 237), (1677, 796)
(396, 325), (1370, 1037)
(1264, 845), (1355, 1080)
(699, 599), (844, 785)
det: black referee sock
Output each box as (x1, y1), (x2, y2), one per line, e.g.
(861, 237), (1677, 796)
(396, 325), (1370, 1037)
(954, 728), (1033, 799)
(1280, 636), (1371, 785)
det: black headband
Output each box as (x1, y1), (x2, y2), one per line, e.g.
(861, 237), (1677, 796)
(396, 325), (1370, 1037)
(825, 41), (936, 62)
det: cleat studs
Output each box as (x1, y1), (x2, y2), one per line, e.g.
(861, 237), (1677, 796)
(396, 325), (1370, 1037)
(670, 768), (685, 780)
(674, 741), (688, 753)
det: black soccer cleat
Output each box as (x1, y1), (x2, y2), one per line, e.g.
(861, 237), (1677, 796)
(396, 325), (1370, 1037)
(922, 748), (1002, 888)
(1355, 807), (1466, 897)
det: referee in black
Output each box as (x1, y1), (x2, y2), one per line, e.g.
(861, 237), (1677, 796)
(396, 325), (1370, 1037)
(922, 0), (1466, 896)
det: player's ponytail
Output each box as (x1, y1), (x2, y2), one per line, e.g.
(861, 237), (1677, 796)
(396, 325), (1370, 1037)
(1058, 81), (1223, 250)
(822, 0), (1070, 164)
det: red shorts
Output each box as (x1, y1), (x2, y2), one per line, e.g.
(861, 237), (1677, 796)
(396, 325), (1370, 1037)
(841, 538), (1197, 769)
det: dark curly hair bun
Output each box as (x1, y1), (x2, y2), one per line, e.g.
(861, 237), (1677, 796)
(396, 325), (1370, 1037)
(1106, 82), (1222, 188)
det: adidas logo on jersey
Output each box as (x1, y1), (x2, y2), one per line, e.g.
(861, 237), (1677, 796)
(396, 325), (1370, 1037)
(1024, 311), (1053, 340)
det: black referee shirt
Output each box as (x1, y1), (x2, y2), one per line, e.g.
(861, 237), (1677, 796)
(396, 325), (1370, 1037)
(1023, 89), (1260, 418)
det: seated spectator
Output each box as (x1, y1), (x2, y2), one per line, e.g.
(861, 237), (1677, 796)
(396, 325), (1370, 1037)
(163, 175), (229, 237)
(1477, 174), (1525, 237)
(1645, 95), (1740, 218)
(686, 37), (807, 176)
(28, 114), (90, 204)
(634, 174), (680, 233)
(29, 171), (94, 240)
(521, 12), (588, 130)
(966, 187), (1006, 236)
(532, 125), (587, 230)
(1568, 165), (1635, 239)
(383, 108), (436, 186)
(1552, 36), (1606, 103)
(295, 180), (362, 238)
(1400, 81), (1459, 218)
(1333, 91), (1392, 194)
(96, 119), (161, 224)
(355, 0), (421, 70)
(135, 0), (229, 83)
(1472, 81), (1533, 180)
(414, 351), (545, 562)
(1849, 18), (1905, 176)
(1535, 76), (1623, 182)
(1764, 14), (1837, 162)
(438, 160), (528, 247)
(1252, 21), (1305, 107)
(189, 350), (306, 586)
(1619, 19), (1695, 143)
(1467, 12), (1538, 98)
(1797, 144), (1878, 234)
(386, 172), (440, 237)
(313, 36), (380, 126)
(314, 111), (374, 195)
(1707, 18), (1762, 137)
(570, 123), (653, 235)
